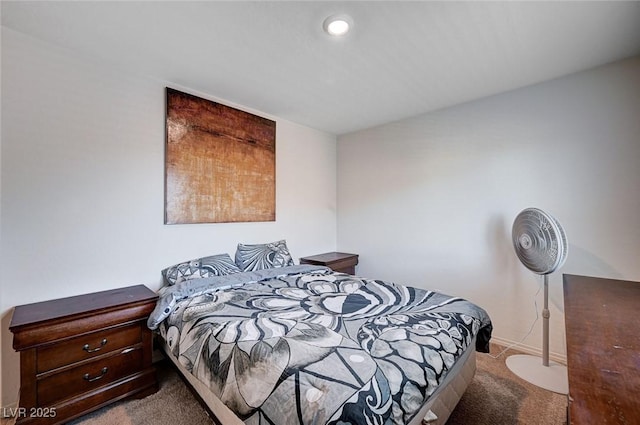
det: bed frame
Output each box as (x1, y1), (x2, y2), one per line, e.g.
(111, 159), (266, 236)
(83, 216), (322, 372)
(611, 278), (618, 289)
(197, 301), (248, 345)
(160, 336), (477, 425)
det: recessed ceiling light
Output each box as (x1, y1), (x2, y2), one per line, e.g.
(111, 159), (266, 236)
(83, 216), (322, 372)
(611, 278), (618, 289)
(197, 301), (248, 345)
(323, 15), (352, 37)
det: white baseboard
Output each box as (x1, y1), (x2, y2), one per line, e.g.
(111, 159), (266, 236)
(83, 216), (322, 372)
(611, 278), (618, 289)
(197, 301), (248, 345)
(489, 336), (567, 364)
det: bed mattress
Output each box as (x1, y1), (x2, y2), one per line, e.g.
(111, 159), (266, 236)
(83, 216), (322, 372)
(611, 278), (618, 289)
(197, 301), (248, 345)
(160, 336), (477, 425)
(149, 265), (491, 425)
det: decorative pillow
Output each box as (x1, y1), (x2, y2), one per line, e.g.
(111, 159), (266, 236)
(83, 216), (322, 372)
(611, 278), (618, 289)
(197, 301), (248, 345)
(162, 253), (240, 285)
(235, 239), (294, 272)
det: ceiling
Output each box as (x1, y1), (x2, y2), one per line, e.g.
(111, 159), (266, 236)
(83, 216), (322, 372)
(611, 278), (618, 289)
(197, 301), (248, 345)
(3, 1), (640, 135)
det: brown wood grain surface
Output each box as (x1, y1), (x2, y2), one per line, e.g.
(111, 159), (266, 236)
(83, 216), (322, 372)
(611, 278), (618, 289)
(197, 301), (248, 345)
(299, 252), (359, 274)
(10, 285), (158, 424)
(563, 274), (640, 425)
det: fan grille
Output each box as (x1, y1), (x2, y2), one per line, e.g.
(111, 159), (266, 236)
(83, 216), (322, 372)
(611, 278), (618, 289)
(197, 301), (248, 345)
(512, 208), (568, 275)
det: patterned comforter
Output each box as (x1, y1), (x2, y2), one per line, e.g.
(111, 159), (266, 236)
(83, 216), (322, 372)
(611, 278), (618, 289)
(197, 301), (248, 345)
(148, 265), (492, 425)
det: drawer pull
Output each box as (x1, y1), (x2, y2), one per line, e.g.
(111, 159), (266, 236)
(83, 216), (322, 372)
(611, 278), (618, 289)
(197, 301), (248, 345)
(83, 367), (108, 382)
(83, 338), (107, 353)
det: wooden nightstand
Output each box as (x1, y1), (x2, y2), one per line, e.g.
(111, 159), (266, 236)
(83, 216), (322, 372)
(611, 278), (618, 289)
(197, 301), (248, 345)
(9, 285), (158, 425)
(300, 252), (359, 274)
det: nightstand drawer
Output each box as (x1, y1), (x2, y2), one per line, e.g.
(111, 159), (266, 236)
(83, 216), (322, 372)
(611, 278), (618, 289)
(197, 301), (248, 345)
(37, 347), (143, 406)
(300, 252), (359, 275)
(37, 324), (142, 373)
(326, 258), (357, 274)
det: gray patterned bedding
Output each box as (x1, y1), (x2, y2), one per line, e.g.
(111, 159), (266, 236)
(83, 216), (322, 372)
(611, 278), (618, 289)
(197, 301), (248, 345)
(148, 265), (492, 425)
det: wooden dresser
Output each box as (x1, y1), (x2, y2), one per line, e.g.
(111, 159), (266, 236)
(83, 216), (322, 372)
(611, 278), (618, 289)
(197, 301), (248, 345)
(300, 252), (359, 274)
(9, 285), (158, 424)
(563, 274), (640, 424)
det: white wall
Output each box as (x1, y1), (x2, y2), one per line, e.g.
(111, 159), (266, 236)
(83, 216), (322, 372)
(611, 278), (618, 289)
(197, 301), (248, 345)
(0, 28), (337, 407)
(338, 56), (640, 361)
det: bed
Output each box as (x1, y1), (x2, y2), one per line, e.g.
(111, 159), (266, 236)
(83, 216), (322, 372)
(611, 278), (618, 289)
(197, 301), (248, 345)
(148, 261), (492, 425)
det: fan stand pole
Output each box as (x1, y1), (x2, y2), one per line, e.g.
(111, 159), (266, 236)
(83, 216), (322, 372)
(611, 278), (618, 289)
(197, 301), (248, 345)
(543, 274), (550, 367)
(505, 273), (568, 394)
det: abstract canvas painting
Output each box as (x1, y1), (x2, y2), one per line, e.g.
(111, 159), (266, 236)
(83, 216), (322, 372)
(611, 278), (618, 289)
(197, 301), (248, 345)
(165, 88), (276, 224)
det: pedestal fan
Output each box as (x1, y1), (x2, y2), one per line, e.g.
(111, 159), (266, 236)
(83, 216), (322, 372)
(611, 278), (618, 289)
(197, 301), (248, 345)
(506, 207), (569, 394)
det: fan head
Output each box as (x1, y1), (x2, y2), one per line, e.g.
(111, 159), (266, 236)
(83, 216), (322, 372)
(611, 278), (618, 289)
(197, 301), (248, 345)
(512, 208), (568, 275)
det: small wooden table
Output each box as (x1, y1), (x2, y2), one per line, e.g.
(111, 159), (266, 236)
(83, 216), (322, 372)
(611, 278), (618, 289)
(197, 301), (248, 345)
(300, 252), (359, 274)
(563, 274), (640, 424)
(10, 285), (158, 424)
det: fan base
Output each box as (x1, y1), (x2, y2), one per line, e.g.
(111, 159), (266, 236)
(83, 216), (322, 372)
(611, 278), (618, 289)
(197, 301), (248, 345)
(506, 354), (568, 394)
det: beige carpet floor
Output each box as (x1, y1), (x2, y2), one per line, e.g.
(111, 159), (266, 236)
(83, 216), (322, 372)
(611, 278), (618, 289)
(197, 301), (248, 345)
(19, 344), (566, 425)
(447, 346), (567, 424)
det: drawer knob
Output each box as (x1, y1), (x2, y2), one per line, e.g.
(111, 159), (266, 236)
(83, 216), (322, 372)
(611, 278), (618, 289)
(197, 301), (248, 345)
(83, 338), (108, 353)
(83, 367), (108, 382)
